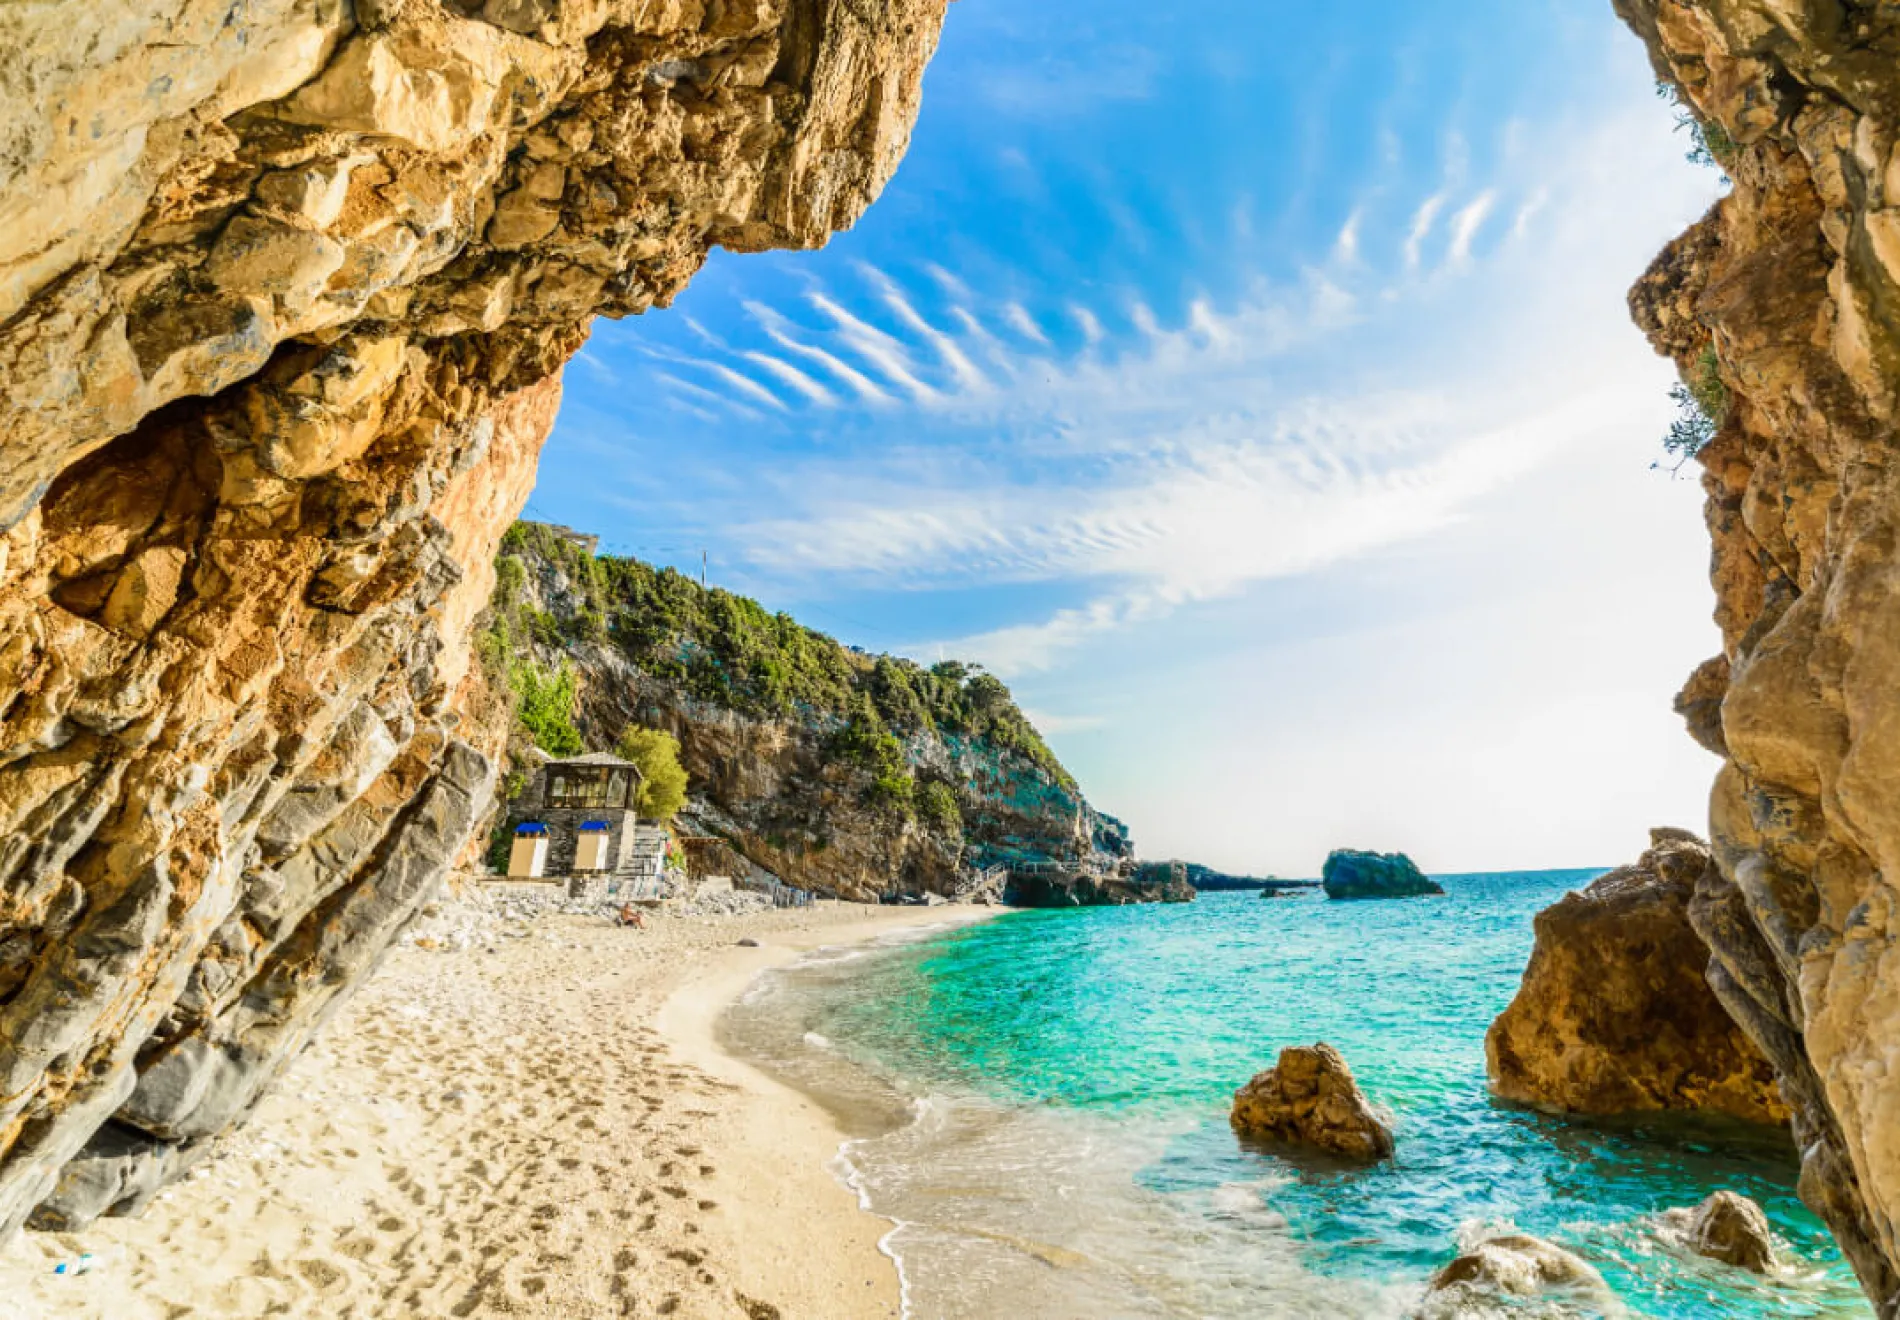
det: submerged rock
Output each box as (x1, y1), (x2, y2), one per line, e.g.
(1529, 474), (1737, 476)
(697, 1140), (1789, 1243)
(1320, 850), (1443, 901)
(1665, 1191), (1776, 1274)
(1421, 1232), (1613, 1313)
(1485, 829), (1786, 1126)
(1230, 1043), (1394, 1162)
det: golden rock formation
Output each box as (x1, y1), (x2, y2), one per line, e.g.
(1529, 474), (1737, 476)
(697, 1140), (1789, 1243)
(1486, 828), (1787, 1126)
(1617, 0), (1900, 1306)
(0, 0), (945, 1235)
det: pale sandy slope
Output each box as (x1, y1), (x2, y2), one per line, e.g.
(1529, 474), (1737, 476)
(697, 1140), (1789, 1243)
(0, 890), (992, 1319)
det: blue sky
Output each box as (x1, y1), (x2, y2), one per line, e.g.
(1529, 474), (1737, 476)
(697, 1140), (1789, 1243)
(527, 0), (1726, 874)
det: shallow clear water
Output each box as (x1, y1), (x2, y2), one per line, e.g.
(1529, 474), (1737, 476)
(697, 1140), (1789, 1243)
(722, 876), (1872, 1318)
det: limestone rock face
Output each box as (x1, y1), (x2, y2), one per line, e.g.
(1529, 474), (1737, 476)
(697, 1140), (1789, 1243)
(1421, 1233), (1612, 1314)
(1669, 1190), (1777, 1274)
(0, 0), (946, 1236)
(1230, 1042), (1395, 1162)
(490, 527), (1139, 904)
(1320, 849), (1443, 900)
(1486, 829), (1787, 1126)
(1616, 0), (1900, 1305)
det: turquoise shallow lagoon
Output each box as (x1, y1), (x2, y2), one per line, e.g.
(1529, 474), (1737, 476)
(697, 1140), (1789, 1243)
(722, 875), (1871, 1318)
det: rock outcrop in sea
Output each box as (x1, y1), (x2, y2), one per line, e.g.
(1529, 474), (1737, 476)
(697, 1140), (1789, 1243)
(0, 0), (947, 1237)
(1420, 1232), (1613, 1314)
(1230, 1043), (1394, 1162)
(1486, 829), (1787, 1126)
(1319, 849), (1443, 901)
(1616, 1), (1900, 1302)
(484, 523), (1150, 905)
(1663, 1191), (1777, 1275)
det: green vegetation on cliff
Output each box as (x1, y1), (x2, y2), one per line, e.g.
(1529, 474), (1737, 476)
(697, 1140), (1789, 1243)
(1665, 344), (1729, 462)
(481, 522), (1073, 792)
(615, 726), (689, 822)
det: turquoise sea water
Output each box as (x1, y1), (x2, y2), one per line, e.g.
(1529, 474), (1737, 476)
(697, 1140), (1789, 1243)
(722, 875), (1872, 1318)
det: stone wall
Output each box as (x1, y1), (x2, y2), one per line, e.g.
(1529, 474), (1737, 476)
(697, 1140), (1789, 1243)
(1615, 2), (1900, 1309)
(0, 0), (946, 1235)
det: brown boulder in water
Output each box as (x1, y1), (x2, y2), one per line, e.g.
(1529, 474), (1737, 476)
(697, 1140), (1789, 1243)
(1671, 1191), (1776, 1274)
(1422, 1233), (1612, 1313)
(1485, 829), (1787, 1126)
(1229, 1043), (1394, 1162)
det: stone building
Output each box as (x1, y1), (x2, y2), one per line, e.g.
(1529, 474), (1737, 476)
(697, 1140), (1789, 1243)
(504, 752), (645, 884)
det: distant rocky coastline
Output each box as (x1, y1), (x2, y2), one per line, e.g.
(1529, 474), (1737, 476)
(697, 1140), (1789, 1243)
(481, 523), (1175, 908)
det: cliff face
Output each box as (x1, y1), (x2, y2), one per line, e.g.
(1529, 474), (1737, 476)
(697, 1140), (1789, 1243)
(1616, 1), (1900, 1306)
(1486, 830), (1787, 1126)
(486, 524), (1137, 902)
(0, 0), (945, 1235)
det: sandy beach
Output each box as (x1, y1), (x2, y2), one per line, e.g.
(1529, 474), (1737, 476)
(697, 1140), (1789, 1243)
(0, 885), (995, 1319)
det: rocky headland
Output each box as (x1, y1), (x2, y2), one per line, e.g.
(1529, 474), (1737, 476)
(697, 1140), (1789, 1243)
(1616, 0), (1900, 1303)
(0, 0), (947, 1238)
(1319, 849), (1444, 900)
(482, 521), (1154, 906)
(1486, 829), (1787, 1126)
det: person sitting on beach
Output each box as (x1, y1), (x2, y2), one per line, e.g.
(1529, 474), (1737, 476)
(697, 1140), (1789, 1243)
(617, 903), (647, 929)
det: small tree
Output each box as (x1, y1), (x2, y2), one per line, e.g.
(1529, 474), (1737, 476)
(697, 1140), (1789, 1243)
(1663, 343), (1730, 466)
(616, 725), (689, 822)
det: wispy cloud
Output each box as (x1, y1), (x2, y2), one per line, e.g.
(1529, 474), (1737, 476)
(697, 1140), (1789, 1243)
(584, 94), (1709, 682)
(1403, 194), (1445, 269)
(969, 45), (1162, 118)
(1004, 301), (1051, 346)
(1447, 190), (1498, 264)
(745, 301), (895, 405)
(810, 292), (942, 404)
(1335, 209), (1362, 264)
(740, 351), (837, 407)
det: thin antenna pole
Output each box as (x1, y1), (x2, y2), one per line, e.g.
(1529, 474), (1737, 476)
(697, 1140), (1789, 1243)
(701, 549), (707, 589)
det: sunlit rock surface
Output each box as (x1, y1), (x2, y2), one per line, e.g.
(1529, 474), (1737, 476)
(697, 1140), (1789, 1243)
(1486, 828), (1787, 1126)
(0, 0), (945, 1235)
(1661, 1190), (1778, 1274)
(1230, 1042), (1395, 1162)
(1420, 1232), (1614, 1315)
(1617, 0), (1900, 1306)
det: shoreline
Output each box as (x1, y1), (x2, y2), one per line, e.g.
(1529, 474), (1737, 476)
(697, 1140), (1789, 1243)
(0, 887), (1000, 1320)
(654, 904), (999, 1320)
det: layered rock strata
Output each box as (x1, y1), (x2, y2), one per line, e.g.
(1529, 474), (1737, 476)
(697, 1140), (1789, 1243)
(1615, 2), (1900, 1307)
(0, 0), (944, 1235)
(1486, 829), (1787, 1125)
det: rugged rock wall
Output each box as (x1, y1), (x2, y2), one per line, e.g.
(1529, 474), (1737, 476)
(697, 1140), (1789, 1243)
(0, 0), (945, 1235)
(1616, 1), (1900, 1308)
(1486, 829), (1787, 1126)
(488, 524), (1136, 902)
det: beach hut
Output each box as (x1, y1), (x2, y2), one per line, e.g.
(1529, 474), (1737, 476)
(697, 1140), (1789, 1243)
(503, 752), (646, 886)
